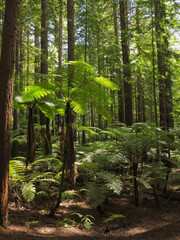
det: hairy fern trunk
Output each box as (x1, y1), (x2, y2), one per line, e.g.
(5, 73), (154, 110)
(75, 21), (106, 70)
(26, 107), (36, 166)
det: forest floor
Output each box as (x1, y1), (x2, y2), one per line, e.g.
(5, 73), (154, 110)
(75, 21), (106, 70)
(0, 192), (179, 240)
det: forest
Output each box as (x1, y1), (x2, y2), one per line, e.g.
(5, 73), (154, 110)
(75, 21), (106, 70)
(0, 0), (180, 239)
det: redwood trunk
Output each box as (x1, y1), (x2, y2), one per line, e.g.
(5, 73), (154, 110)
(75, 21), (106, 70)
(65, 0), (76, 183)
(0, 0), (18, 228)
(119, 0), (133, 126)
(40, 0), (52, 155)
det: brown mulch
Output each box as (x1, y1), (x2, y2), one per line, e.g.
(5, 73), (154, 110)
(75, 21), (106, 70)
(0, 193), (179, 240)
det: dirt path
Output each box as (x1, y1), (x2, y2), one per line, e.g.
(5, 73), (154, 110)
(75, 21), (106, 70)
(0, 195), (179, 240)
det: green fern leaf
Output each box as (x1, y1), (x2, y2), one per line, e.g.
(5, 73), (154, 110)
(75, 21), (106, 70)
(94, 76), (119, 90)
(97, 172), (123, 194)
(135, 177), (152, 190)
(104, 214), (126, 223)
(22, 182), (36, 202)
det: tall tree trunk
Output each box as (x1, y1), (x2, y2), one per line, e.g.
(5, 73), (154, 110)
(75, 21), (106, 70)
(58, 0), (64, 154)
(154, 0), (173, 130)
(34, 25), (40, 124)
(151, 2), (158, 126)
(40, 0), (48, 126)
(55, 0), (64, 139)
(65, 0), (76, 183)
(136, 1), (144, 122)
(12, 26), (20, 157)
(82, 0), (88, 145)
(154, 0), (166, 130)
(26, 27), (30, 85)
(154, 0), (174, 194)
(40, 0), (52, 155)
(119, 0), (133, 126)
(113, 0), (124, 123)
(0, 0), (18, 228)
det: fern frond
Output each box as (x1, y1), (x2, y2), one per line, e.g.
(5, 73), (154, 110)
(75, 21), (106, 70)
(9, 160), (26, 183)
(22, 182), (36, 202)
(97, 172), (123, 194)
(104, 214), (126, 223)
(77, 126), (99, 135)
(62, 190), (79, 201)
(86, 182), (108, 208)
(94, 76), (119, 90)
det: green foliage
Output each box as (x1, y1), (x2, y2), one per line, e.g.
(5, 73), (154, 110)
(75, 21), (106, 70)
(62, 190), (79, 201)
(103, 214), (126, 223)
(97, 172), (123, 195)
(22, 182), (36, 202)
(30, 156), (62, 173)
(25, 221), (39, 228)
(94, 76), (119, 90)
(15, 60), (119, 121)
(77, 162), (99, 179)
(86, 182), (108, 208)
(9, 155), (63, 203)
(58, 212), (95, 230)
(9, 158), (26, 185)
(86, 172), (123, 208)
(71, 213), (95, 230)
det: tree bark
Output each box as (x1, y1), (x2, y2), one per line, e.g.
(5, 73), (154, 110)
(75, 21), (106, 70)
(113, 0), (124, 124)
(0, 0), (18, 228)
(136, 2), (144, 122)
(40, 0), (48, 126)
(65, 0), (76, 183)
(40, 0), (52, 155)
(12, 12), (21, 157)
(34, 25), (40, 124)
(119, 0), (133, 126)
(26, 107), (36, 166)
(82, 0), (88, 145)
(155, 0), (167, 129)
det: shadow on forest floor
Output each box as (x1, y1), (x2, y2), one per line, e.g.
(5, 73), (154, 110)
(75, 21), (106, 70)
(0, 193), (179, 240)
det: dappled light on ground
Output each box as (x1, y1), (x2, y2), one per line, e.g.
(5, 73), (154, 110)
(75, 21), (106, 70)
(0, 193), (178, 240)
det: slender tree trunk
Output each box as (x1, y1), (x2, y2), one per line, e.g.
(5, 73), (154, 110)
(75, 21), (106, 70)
(119, 0), (133, 126)
(26, 107), (36, 165)
(154, 0), (174, 194)
(154, 0), (167, 130)
(136, 2), (144, 122)
(26, 27), (30, 85)
(82, 0), (88, 145)
(12, 29), (20, 157)
(0, 0), (18, 228)
(151, 3), (158, 126)
(58, 0), (63, 71)
(58, 0), (65, 156)
(65, 0), (76, 183)
(40, 0), (48, 126)
(113, 0), (124, 123)
(34, 25), (40, 124)
(40, 0), (52, 155)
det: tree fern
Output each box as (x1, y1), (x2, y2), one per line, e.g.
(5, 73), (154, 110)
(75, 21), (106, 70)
(15, 61), (119, 122)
